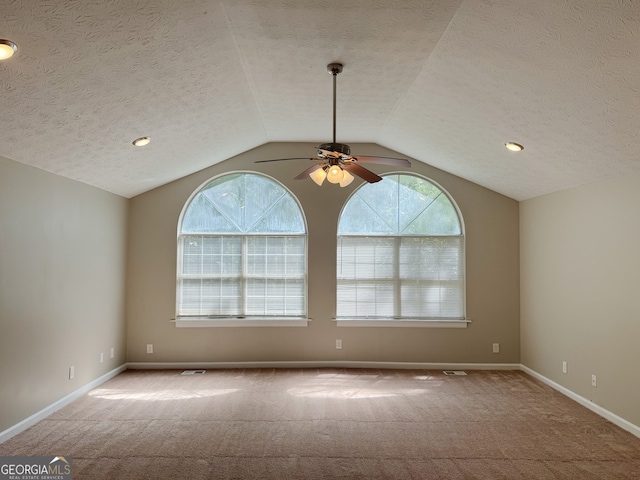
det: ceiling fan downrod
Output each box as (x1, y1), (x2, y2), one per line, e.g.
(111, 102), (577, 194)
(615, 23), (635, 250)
(328, 63), (342, 144)
(319, 63), (351, 157)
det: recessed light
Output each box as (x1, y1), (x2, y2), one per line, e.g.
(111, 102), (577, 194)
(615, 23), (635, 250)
(505, 142), (524, 152)
(0, 39), (18, 60)
(132, 136), (151, 147)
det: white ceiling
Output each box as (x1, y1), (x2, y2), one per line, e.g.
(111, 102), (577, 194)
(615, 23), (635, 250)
(2, 0), (640, 200)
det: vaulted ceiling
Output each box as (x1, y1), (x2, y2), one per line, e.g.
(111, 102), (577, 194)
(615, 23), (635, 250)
(2, 0), (640, 200)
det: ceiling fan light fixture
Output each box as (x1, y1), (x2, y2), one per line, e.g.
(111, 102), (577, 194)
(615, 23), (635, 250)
(339, 169), (354, 187)
(309, 167), (327, 186)
(326, 165), (344, 184)
(0, 39), (18, 60)
(505, 142), (524, 152)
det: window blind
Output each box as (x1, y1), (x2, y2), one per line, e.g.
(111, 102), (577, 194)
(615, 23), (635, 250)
(178, 235), (306, 318)
(337, 236), (464, 319)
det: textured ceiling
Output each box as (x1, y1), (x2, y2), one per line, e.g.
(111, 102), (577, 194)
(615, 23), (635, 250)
(2, 0), (640, 200)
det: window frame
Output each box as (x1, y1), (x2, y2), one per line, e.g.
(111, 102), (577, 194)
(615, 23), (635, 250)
(175, 171), (309, 328)
(335, 172), (469, 328)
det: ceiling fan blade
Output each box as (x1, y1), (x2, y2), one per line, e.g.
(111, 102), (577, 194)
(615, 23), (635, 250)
(255, 157), (318, 163)
(294, 163), (325, 180)
(350, 156), (411, 167)
(342, 163), (383, 183)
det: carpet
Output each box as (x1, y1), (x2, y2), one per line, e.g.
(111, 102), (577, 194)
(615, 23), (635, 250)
(1, 368), (639, 479)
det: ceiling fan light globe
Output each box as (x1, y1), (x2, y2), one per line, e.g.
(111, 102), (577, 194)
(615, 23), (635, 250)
(309, 168), (327, 186)
(339, 170), (354, 187)
(326, 165), (344, 184)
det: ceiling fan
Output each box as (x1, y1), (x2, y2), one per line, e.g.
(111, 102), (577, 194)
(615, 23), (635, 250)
(256, 63), (411, 187)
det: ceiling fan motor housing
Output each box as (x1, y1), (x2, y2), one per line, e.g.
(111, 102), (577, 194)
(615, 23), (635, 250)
(318, 142), (351, 157)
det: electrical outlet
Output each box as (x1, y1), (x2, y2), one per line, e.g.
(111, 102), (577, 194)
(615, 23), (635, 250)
(110, 347), (115, 359)
(69, 366), (75, 380)
(562, 361), (568, 374)
(336, 339), (343, 349)
(492, 343), (500, 353)
(592, 374), (597, 387)
(146, 344), (153, 354)
(100, 352), (104, 364)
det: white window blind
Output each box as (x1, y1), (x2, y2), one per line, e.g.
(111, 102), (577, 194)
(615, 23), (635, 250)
(337, 236), (464, 319)
(178, 235), (305, 317)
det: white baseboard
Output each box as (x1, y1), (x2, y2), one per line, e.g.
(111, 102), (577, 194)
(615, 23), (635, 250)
(126, 360), (521, 370)
(0, 364), (127, 444)
(520, 364), (640, 440)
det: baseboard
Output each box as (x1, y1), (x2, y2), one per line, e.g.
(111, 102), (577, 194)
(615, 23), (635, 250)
(0, 364), (127, 444)
(126, 360), (522, 370)
(520, 364), (640, 440)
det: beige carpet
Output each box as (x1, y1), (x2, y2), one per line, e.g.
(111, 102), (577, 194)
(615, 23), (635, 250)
(1, 368), (639, 479)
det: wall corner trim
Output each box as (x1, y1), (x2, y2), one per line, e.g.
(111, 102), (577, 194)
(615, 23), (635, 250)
(520, 364), (640, 440)
(0, 364), (127, 444)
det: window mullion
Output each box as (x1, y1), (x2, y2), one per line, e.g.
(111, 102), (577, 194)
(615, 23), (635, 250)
(200, 235), (205, 316)
(394, 237), (401, 318)
(263, 237), (268, 316)
(242, 235), (248, 316)
(284, 238), (288, 314)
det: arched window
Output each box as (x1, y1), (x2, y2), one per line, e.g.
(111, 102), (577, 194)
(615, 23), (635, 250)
(176, 172), (307, 327)
(337, 173), (466, 327)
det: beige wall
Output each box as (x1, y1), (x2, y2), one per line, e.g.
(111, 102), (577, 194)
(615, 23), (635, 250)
(521, 174), (640, 427)
(0, 156), (128, 433)
(127, 143), (520, 364)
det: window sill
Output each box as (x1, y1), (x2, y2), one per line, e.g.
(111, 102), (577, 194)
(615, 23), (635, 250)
(175, 318), (309, 328)
(335, 318), (470, 328)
